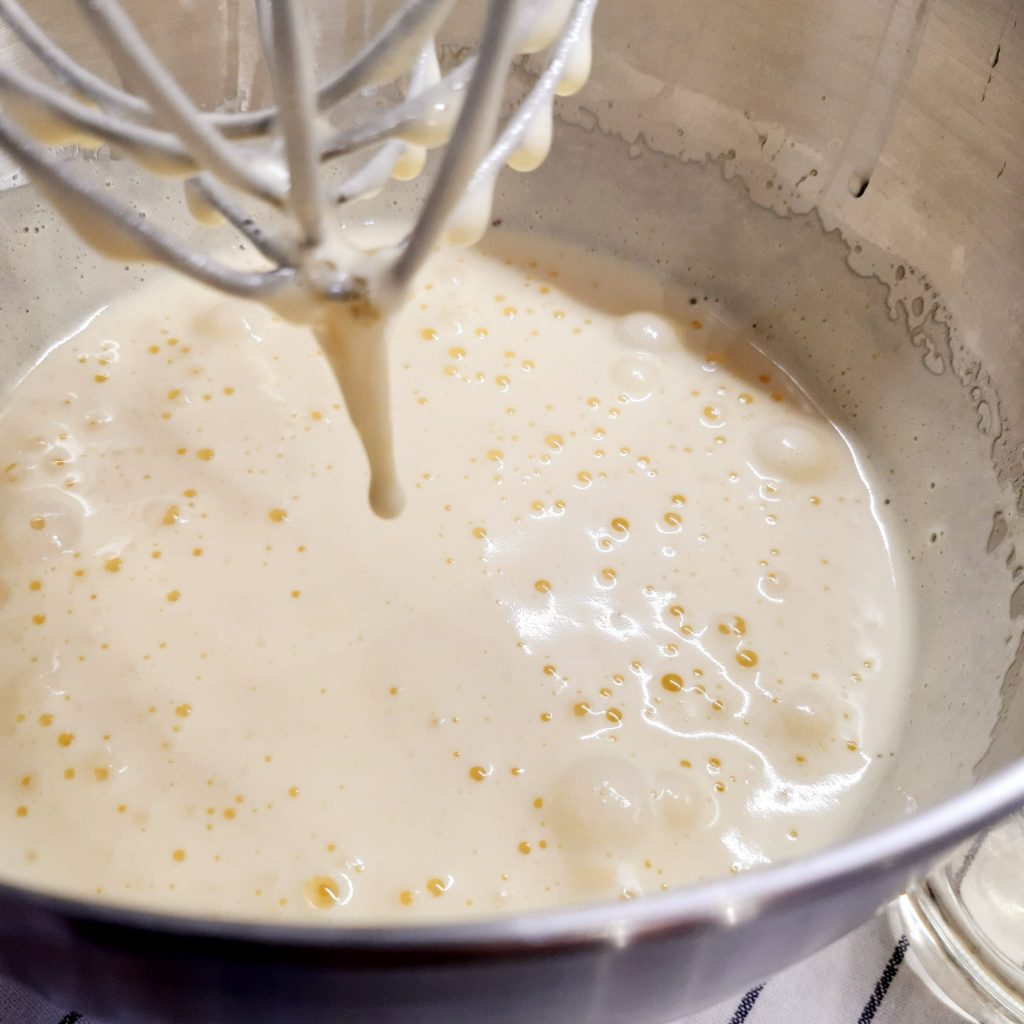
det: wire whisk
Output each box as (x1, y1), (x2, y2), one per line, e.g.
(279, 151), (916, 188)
(0, 0), (597, 306)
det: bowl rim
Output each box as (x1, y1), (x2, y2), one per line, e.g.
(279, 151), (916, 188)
(1, 756), (1022, 952)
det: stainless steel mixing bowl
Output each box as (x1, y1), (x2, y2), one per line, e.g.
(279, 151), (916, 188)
(1, 2), (1023, 1022)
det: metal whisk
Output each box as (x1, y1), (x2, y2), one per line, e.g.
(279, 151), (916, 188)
(0, 0), (597, 305)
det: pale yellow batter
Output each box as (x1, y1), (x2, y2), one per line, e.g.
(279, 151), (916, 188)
(0, 235), (909, 922)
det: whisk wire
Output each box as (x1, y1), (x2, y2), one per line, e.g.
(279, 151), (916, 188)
(0, 60), (193, 171)
(391, 0), (522, 292)
(314, 0), (454, 113)
(256, 0), (324, 247)
(74, 0), (283, 203)
(473, 0), (595, 184)
(186, 174), (298, 267)
(0, 0), (149, 118)
(329, 42), (439, 205)
(318, 59), (473, 162)
(0, 110), (292, 296)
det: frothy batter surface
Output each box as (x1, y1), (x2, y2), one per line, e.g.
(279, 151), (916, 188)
(0, 237), (909, 922)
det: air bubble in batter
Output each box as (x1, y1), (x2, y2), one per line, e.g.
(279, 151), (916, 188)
(753, 421), (835, 481)
(780, 688), (837, 745)
(616, 312), (681, 355)
(551, 755), (651, 852)
(612, 356), (660, 402)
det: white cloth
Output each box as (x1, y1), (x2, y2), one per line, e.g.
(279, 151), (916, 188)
(690, 917), (966, 1024)
(0, 914), (968, 1024)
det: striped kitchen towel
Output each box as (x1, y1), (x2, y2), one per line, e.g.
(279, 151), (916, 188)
(0, 914), (966, 1024)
